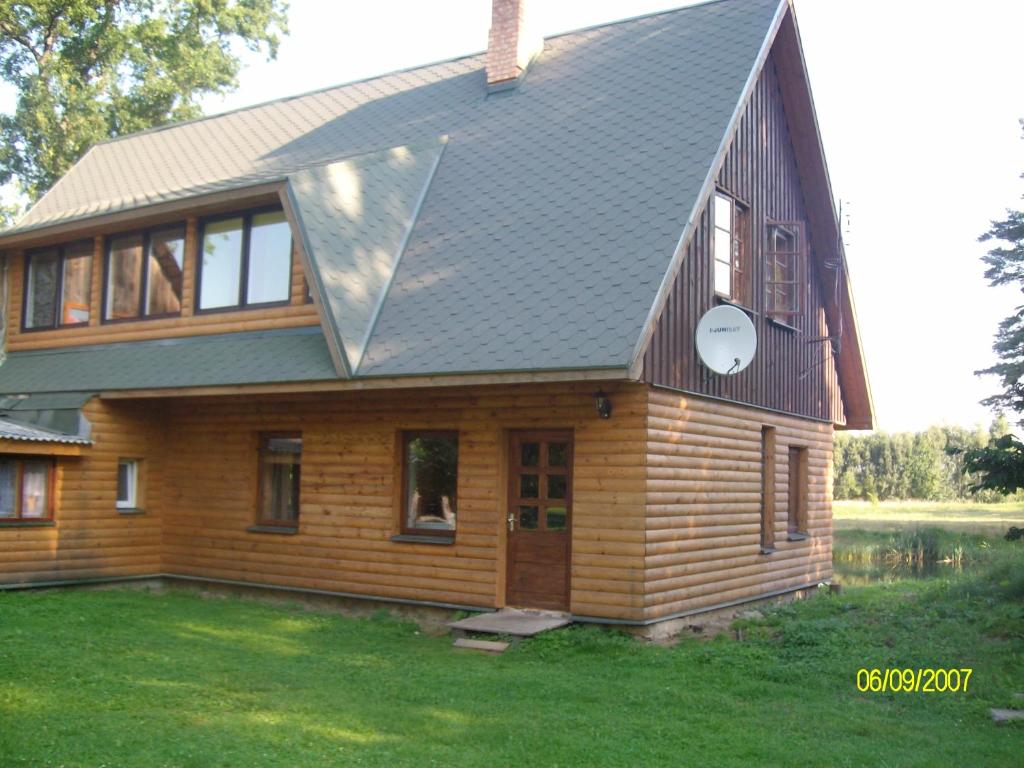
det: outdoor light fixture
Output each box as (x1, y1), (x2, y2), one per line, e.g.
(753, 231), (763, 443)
(595, 391), (613, 419)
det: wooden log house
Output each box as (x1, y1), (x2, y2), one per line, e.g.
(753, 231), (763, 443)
(0, 0), (872, 630)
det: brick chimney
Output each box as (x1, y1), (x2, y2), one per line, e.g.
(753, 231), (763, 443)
(486, 0), (543, 89)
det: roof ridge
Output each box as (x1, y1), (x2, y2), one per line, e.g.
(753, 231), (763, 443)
(82, 0), (743, 152)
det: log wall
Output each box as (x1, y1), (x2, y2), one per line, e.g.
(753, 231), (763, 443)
(158, 382), (648, 620)
(644, 387), (833, 620)
(0, 399), (164, 584)
(6, 217), (318, 352)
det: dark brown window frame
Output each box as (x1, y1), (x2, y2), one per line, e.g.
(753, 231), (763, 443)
(787, 445), (809, 538)
(760, 425), (776, 554)
(399, 430), (459, 538)
(101, 223), (187, 325)
(21, 241), (94, 332)
(254, 431), (302, 531)
(196, 206), (293, 315)
(711, 188), (750, 306)
(0, 457), (56, 523)
(765, 220), (806, 322)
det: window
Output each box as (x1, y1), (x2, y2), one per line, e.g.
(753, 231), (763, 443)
(23, 242), (92, 330)
(116, 459), (140, 510)
(765, 222), (805, 321)
(0, 459), (53, 521)
(760, 426), (776, 553)
(198, 209), (292, 311)
(257, 433), (302, 528)
(713, 191), (749, 303)
(401, 431), (458, 536)
(788, 446), (808, 538)
(104, 225), (185, 321)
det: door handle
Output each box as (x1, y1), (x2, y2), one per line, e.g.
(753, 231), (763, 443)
(507, 511), (515, 532)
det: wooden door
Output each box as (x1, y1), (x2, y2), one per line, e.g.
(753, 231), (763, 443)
(506, 430), (573, 611)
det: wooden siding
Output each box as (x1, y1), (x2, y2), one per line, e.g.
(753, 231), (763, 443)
(157, 382), (647, 620)
(641, 52), (846, 425)
(6, 217), (318, 352)
(0, 399), (164, 584)
(645, 388), (833, 621)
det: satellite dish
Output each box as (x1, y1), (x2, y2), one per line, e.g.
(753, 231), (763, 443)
(695, 305), (757, 375)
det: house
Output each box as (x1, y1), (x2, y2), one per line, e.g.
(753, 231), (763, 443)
(0, 0), (871, 631)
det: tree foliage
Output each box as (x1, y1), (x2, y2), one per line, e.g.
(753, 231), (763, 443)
(977, 120), (1024, 418)
(834, 421), (1009, 502)
(0, 0), (288, 206)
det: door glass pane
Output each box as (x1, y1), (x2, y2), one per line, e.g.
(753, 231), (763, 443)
(405, 434), (458, 531)
(519, 505), (538, 530)
(146, 227), (185, 316)
(0, 462), (16, 517)
(105, 234), (144, 319)
(199, 218), (243, 309)
(21, 462), (48, 519)
(548, 442), (568, 467)
(246, 211), (292, 304)
(519, 474), (538, 499)
(548, 475), (566, 500)
(60, 243), (92, 325)
(520, 442), (539, 467)
(25, 250), (59, 328)
(546, 507), (567, 531)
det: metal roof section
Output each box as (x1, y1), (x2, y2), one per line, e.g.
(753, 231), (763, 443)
(0, 327), (337, 395)
(0, 417), (92, 445)
(285, 137), (448, 376)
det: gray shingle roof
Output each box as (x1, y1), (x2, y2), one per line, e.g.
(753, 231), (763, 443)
(3, 0), (784, 382)
(285, 137), (447, 373)
(0, 327), (337, 394)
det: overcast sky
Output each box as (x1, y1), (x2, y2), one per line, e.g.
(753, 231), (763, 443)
(5, 1), (1024, 433)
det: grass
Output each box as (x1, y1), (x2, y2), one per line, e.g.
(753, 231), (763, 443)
(834, 499), (1024, 534)
(2, 560), (1023, 767)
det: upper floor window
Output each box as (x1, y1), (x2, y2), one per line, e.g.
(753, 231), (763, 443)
(713, 191), (749, 304)
(198, 209), (292, 311)
(765, 222), (805, 321)
(104, 225), (186, 321)
(23, 241), (92, 330)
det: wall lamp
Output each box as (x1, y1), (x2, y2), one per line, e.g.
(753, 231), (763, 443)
(595, 391), (613, 419)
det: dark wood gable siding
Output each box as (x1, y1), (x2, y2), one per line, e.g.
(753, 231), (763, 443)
(641, 52), (845, 426)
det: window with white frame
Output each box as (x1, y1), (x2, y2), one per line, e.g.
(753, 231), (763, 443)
(116, 459), (140, 510)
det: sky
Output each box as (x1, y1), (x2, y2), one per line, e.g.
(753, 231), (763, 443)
(3, 0), (1024, 433)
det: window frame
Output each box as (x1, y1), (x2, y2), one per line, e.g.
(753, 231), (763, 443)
(101, 223), (187, 324)
(787, 445), (809, 538)
(765, 220), (806, 323)
(21, 241), (94, 332)
(255, 431), (302, 530)
(0, 457), (56, 523)
(116, 458), (141, 511)
(196, 206), (293, 315)
(711, 189), (750, 306)
(399, 430), (459, 538)
(760, 426), (776, 553)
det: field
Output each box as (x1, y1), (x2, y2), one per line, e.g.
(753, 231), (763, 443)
(834, 499), (1024, 534)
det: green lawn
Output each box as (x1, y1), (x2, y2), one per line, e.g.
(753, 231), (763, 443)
(834, 500), (1024, 534)
(2, 561), (1022, 767)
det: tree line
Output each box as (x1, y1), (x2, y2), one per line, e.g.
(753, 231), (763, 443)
(833, 415), (1012, 502)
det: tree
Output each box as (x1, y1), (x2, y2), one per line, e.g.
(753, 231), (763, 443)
(960, 121), (1024, 492)
(0, 1), (288, 211)
(977, 123), (1024, 418)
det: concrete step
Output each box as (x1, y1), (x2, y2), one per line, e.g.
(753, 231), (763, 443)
(452, 637), (510, 654)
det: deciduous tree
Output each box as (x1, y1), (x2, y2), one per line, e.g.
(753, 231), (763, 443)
(0, 0), (288, 213)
